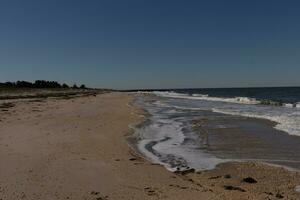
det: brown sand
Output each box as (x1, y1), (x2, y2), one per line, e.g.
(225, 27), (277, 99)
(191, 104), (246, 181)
(0, 92), (299, 200)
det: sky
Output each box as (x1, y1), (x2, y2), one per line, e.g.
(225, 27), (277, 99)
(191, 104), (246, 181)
(0, 0), (300, 89)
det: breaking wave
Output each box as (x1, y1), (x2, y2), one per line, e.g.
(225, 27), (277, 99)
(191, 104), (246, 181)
(154, 91), (300, 108)
(151, 91), (300, 137)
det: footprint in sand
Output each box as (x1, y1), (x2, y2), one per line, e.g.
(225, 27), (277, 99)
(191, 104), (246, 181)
(144, 187), (162, 197)
(90, 191), (108, 200)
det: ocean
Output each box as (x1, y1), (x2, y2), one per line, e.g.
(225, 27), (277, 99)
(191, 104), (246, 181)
(131, 87), (300, 172)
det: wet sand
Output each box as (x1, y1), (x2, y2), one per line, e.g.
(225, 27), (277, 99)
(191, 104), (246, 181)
(0, 92), (300, 200)
(193, 115), (300, 170)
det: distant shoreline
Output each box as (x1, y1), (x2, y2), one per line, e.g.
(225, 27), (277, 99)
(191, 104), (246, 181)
(121, 85), (300, 92)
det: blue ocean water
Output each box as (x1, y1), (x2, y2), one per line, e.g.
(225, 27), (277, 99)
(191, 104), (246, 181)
(169, 87), (300, 104)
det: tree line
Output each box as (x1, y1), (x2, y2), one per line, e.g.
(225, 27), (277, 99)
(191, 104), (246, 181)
(0, 80), (86, 89)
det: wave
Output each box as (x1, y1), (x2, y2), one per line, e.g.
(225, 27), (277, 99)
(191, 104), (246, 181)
(192, 93), (209, 97)
(153, 91), (300, 108)
(212, 108), (300, 137)
(284, 103), (295, 108)
(158, 103), (300, 137)
(151, 91), (300, 137)
(154, 91), (260, 105)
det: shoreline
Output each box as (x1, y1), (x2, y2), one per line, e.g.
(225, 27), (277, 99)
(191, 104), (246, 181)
(0, 92), (299, 199)
(127, 93), (300, 199)
(130, 94), (300, 174)
(133, 93), (300, 171)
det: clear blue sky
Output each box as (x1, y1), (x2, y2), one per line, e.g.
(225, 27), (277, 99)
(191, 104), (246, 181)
(1, 0), (300, 89)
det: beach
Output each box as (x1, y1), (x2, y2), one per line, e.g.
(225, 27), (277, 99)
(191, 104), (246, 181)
(1, 92), (300, 200)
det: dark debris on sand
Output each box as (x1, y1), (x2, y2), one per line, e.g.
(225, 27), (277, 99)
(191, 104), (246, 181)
(174, 168), (196, 175)
(242, 177), (257, 184)
(223, 185), (246, 192)
(90, 191), (108, 200)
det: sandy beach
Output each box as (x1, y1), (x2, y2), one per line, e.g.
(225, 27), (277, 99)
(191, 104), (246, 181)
(1, 92), (300, 200)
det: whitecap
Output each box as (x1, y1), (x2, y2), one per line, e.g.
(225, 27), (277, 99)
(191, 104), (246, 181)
(154, 91), (260, 105)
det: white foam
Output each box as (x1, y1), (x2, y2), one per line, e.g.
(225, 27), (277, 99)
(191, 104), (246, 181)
(154, 91), (260, 105)
(212, 108), (300, 137)
(284, 103), (294, 108)
(172, 105), (206, 111)
(134, 105), (227, 172)
(192, 93), (209, 97)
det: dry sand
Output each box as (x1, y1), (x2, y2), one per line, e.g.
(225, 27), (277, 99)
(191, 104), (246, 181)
(0, 92), (299, 200)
